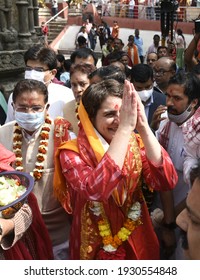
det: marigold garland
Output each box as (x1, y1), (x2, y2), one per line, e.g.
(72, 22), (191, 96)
(91, 201), (142, 253)
(13, 116), (52, 181)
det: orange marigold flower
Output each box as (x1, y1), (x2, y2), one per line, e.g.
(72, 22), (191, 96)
(110, 240), (118, 248)
(35, 165), (44, 170)
(33, 171), (42, 180)
(37, 155), (45, 162)
(14, 129), (22, 134)
(45, 118), (52, 124)
(102, 235), (113, 245)
(42, 127), (50, 132)
(15, 152), (22, 157)
(38, 147), (47, 154)
(41, 133), (49, 140)
(113, 235), (123, 246)
(98, 220), (106, 226)
(13, 144), (21, 149)
(13, 136), (22, 141)
(124, 219), (136, 231)
(40, 141), (48, 146)
(15, 161), (23, 167)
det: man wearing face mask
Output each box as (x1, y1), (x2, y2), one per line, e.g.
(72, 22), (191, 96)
(0, 79), (76, 259)
(5, 45), (75, 124)
(151, 71), (200, 260)
(130, 64), (166, 131)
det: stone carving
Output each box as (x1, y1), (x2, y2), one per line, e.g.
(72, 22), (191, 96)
(0, 0), (18, 50)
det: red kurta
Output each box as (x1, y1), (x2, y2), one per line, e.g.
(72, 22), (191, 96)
(57, 133), (177, 259)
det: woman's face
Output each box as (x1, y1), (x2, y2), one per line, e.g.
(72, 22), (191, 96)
(70, 71), (90, 103)
(92, 95), (122, 144)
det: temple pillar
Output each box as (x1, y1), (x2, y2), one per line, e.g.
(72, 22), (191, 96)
(16, 0), (32, 49)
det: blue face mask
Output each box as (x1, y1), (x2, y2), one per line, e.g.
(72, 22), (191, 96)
(15, 111), (45, 132)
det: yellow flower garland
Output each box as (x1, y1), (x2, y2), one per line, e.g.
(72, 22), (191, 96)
(93, 201), (142, 252)
(13, 116), (52, 181)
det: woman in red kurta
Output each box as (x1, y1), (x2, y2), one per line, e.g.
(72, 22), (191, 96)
(54, 79), (177, 260)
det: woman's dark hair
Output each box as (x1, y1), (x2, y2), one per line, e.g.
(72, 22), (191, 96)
(13, 79), (48, 104)
(82, 79), (123, 120)
(70, 63), (96, 77)
(177, 28), (185, 40)
(89, 65), (126, 83)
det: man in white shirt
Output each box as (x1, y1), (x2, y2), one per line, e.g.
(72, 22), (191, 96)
(5, 45), (75, 123)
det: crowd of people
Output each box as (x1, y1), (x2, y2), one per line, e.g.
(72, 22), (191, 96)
(1, 18), (200, 261)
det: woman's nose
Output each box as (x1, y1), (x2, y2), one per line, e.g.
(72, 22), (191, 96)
(113, 113), (120, 123)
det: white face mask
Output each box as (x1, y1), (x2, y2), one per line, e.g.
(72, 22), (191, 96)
(167, 104), (193, 124)
(25, 70), (45, 83)
(15, 111), (45, 132)
(137, 88), (153, 102)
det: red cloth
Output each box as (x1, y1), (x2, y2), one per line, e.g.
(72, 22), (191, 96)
(0, 143), (53, 260)
(3, 193), (53, 260)
(58, 126), (177, 259)
(0, 143), (16, 171)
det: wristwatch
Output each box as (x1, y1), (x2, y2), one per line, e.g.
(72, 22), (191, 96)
(0, 224), (3, 236)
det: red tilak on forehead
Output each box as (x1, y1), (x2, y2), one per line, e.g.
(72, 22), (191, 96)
(114, 104), (119, 110)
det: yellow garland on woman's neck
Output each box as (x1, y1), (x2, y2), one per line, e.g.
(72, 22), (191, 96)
(13, 116), (52, 181)
(90, 201), (142, 253)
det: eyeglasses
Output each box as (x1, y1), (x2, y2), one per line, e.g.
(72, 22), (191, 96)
(14, 105), (46, 113)
(25, 66), (49, 72)
(153, 69), (171, 76)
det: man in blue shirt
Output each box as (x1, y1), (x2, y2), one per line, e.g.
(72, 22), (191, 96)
(134, 29), (144, 64)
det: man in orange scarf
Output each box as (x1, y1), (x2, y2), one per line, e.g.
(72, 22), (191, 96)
(124, 35), (140, 67)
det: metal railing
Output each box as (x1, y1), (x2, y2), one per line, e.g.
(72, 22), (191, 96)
(68, 3), (200, 23)
(44, 5), (69, 26)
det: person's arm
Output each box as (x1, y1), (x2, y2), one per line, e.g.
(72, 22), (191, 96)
(184, 32), (200, 72)
(0, 203), (32, 249)
(183, 142), (199, 186)
(159, 190), (177, 259)
(136, 92), (162, 165)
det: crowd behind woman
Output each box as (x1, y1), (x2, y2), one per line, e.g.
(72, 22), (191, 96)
(1, 18), (200, 261)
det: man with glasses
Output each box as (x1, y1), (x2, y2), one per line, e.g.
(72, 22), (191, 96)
(0, 79), (76, 259)
(5, 45), (74, 123)
(153, 57), (177, 94)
